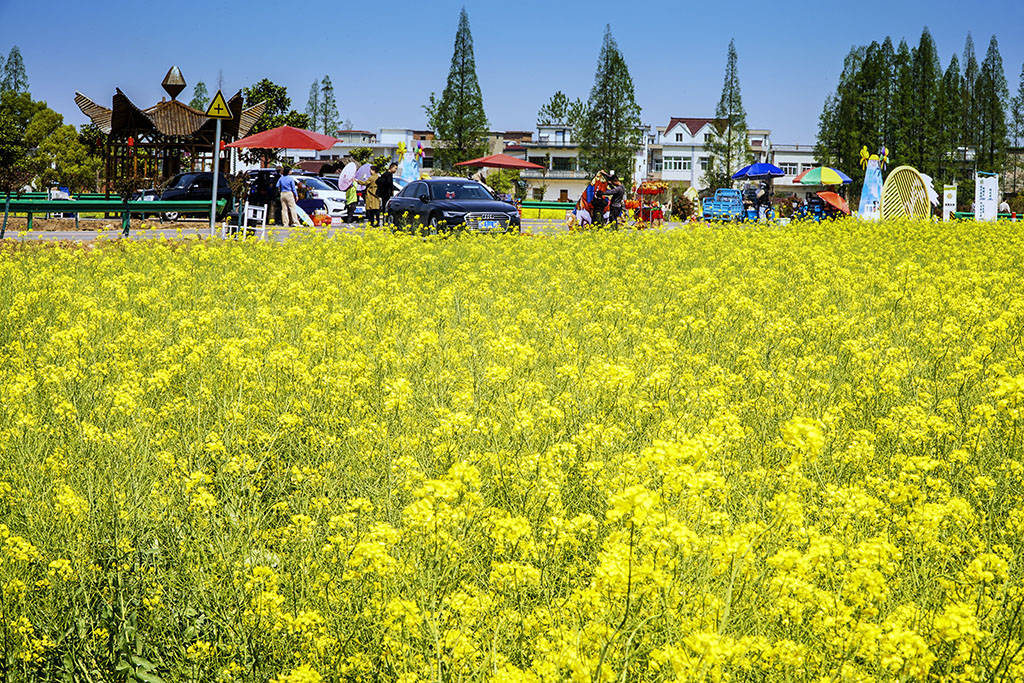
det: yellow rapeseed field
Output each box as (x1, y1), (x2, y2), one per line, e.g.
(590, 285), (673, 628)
(2, 220), (1024, 681)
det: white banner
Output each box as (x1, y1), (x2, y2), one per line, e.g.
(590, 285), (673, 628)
(942, 185), (957, 222)
(975, 174), (999, 222)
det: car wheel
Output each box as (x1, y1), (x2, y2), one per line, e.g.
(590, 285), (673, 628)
(428, 215), (441, 235)
(162, 212), (179, 222)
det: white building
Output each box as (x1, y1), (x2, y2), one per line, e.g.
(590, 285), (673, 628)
(512, 123), (651, 202)
(647, 118), (772, 189)
(770, 143), (818, 195)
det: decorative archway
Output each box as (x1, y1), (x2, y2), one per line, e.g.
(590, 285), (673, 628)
(880, 166), (930, 220)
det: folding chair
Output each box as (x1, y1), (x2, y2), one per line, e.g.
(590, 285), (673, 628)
(222, 202), (268, 240)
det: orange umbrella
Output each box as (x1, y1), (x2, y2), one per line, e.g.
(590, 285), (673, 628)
(817, 191), (850, 215)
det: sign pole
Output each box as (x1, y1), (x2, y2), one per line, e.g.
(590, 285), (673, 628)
(210, 118), (222, 237)
(204, 89), (233, 237)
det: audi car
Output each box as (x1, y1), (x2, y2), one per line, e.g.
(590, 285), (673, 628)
(386, 177), (520, 233)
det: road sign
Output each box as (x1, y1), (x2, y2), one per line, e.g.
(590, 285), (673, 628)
(975, 173), (999, 222)
(205, 90), (232, 120)
(942, 185), (956, 222)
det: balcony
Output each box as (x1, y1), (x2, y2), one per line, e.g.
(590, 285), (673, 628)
(521, 140), (577, 148)
(521, 169), (589, 180)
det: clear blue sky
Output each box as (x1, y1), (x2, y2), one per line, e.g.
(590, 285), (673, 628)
(2, 0), (1022, 143)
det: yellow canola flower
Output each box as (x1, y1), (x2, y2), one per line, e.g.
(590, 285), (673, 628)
(4, 221), (1024, 680)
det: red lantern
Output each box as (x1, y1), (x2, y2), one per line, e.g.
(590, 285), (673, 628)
(126, 137), (134, 147)
(220, 140), (226, 151)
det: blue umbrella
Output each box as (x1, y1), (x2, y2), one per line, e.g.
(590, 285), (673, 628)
(731, 162), (785, 179)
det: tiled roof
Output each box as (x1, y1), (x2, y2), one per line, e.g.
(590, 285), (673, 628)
(665, 117), (724, 136)
(76, 89), (265, 140)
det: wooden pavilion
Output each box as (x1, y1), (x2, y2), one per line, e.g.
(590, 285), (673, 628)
(75, 66), (266, 195)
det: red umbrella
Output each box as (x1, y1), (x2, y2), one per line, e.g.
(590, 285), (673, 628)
(817, 191), (850, 215)
(225, 125), (338, 150)
(455, 153), (545, 170)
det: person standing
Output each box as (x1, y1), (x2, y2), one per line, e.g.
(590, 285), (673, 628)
(377, 162), (398, 226)
(345, 180), (358, 223)
(360, 168), (381, 226)
(277, 166), (299, 228)
(999, 197), (1011, 216)
(605, 172), (626, 227)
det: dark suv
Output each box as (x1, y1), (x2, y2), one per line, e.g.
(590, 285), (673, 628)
(159, 172), (233, 220)
(386, 177), (520, 233)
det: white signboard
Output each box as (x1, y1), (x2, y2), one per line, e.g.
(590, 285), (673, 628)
(975, 174), (999, 222)
(942, 185), (957, 222)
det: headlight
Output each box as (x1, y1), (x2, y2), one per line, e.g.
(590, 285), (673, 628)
(442, 211), (463, 219)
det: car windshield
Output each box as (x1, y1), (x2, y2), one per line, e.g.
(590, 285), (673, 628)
(167, 174), (195, 189)
(298, 177), (333, 190)
(429, 182), (493, 200)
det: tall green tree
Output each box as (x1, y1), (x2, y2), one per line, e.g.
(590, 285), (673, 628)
(890, 40), (915, 167)
(537, 91), (587, 132)
(1009, 62), (1024, 192)
(908, 28), (942, 176)
(961, 33), (980, 164)
(576, 25), (642, 185)
(241, 78), (309, 164)
(188, 81), (209, 110)
(936, 54), (964, 183)
(537, 91), (571, 125)
(320, 76), (339, 135)
(975, 35), (1009, 172)
(705, 39), (751, 189)
(1, 46), (28, 93)
(815, 45), (870, 191)
(878, 37), (896, 144)
(425, 8), (489, 168)
(305, 80), (321, 132)
(0, 105), (31, 237)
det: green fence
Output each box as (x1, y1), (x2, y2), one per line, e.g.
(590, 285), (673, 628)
(2, 199), (227, 237)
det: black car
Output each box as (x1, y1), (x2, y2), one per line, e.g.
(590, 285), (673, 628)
(387, 177), (520, 233)
(159, 172), (232, 220)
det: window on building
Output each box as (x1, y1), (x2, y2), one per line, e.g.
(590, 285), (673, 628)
(802, 163), (816, 172)
(528, 156), (547, 168)
(422, 156), (434, 168)
(699, 157), (710, 171)
(558, 189), (569, 202)
(551, 157), (574, 171)
(779, 162), (799, 175)
(675, 133), (684, 142)
(704, 133), (712, 142)
(663, 156), (692, 171)
(532, 188), (544, 200)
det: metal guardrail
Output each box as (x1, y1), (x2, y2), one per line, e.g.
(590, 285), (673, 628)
(953, 212), (1020, 220)
(2, 199), (227, 236)
(520, 201), (576, 210)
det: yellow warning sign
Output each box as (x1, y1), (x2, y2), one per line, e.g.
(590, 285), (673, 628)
(205, 90), (233, 120)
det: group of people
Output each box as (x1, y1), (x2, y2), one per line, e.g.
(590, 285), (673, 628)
(573, 170), (626, 227)
(260, 161), (400, 228)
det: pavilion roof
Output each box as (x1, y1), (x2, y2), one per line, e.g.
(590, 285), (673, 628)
(75, 89), (266, 140)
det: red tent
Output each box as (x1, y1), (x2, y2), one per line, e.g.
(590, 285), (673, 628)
(226, 125), (337, 151)
(455, 153), (545, 170)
